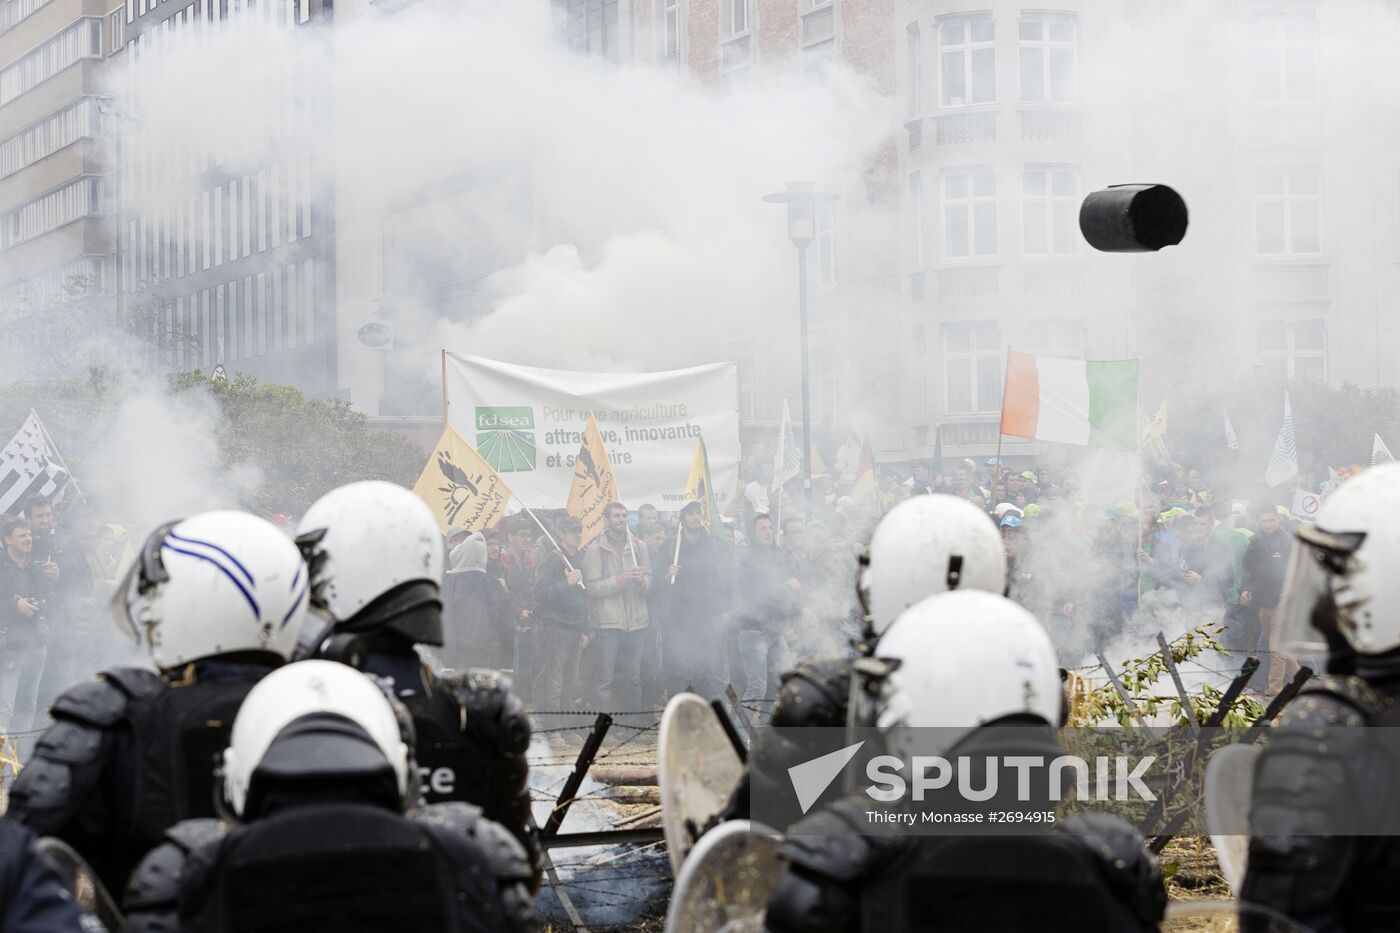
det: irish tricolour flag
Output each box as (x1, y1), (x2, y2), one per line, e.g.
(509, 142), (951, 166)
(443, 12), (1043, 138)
(1000, 350), (1139, 451)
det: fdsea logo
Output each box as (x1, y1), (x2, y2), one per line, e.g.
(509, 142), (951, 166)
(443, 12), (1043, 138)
(475, 406), (537, 472)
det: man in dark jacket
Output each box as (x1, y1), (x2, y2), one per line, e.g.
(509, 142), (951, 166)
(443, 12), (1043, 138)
(1241, 503), (1296, 696)
(0, 515), (53, 734)
(441, 533), (514, 673)
(663, 502), (732, 700)
(531, 517), (587, 735)
(1177, 509), (1233, 621)
(737, 513), (799, 706)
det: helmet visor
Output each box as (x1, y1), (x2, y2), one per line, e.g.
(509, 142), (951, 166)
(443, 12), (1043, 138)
(1276, 525), (1366, 657)
(108, 557), (143, 644)
(108, 520), (181, 646)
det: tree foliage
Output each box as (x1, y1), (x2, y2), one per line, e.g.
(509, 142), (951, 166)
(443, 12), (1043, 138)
(0, 370), (425, 518)
(1158, 375), (1400, 501)
(166, 372), (426, 515)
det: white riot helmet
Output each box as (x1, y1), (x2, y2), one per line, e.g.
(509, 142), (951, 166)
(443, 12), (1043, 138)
(112, 511), (310, 671)
(1277, 462), (1400, 657)
(869, 591), (1060, 759)
(221, 660), (415, 818)
(295, 481), (446, 645)
(858, 494), (1008, 641)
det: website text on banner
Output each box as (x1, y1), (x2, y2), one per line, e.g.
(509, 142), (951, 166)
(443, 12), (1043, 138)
(443, 353), (741, 510)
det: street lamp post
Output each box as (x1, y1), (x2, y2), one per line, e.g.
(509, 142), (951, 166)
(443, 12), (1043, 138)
(764, 181), (838, 522)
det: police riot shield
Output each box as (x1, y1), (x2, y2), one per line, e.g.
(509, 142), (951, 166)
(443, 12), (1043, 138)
(1204, 743), (1260, 896)
(663, 819), (783, 933)
(1162, 898), (1316, 931)
(35, 836), (123, 932)
(659, 692), (745, 874)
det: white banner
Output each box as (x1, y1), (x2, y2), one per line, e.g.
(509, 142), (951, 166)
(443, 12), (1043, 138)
(444, 353), (741, 512)
(1291, 489), (1321, 523)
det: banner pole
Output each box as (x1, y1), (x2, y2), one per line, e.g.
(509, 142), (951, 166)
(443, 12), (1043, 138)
(440, 349), (448, 430)
(511, 495), (584, 589)
(669, 526), (682, 585)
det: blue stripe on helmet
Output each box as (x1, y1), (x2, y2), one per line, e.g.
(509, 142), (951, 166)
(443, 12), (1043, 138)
(280, 580), (307, 630)
(290, 563), (302, 592)
(161, 543), (261, 622)
(166, 531), (256, 589)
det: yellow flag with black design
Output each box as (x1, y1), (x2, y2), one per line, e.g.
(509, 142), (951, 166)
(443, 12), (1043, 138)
(684, 436), (725, 537)
(412, 425), (512, 533)
(566, 412), (620, 546)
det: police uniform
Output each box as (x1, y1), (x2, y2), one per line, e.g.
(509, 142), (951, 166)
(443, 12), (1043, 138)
(357, 643), (539, 886)
(0, 818), (103, 933)
(764, 726), (1166, 933)
(122, 802), (540, 933)
(6, 659), (278, 898)
(1242, 671), (1400, 932)
(722, 656), (853, 829)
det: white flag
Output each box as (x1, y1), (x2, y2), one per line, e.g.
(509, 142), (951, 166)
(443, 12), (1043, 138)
(0, 410), (74, 514)
(1374, 434), (1395, 467)
(773, 399), (801, 486)
(1265, 392), (1299, 489)
(1222, 408), (1239, 450)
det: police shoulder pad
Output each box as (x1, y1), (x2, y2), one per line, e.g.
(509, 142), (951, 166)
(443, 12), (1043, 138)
(103, 666), (165, 701)
(777, 807), (872, 882)
(32, 719), (105, 766)
(165, 818), (227, 854)
(50, 676), (133, 728)
(1296, 674), (1386, 725)
(471, 816), (534, 883)
(414, 801), (483, 834)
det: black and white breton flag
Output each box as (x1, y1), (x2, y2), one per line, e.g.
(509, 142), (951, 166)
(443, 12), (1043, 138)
(0, 410), (73, 514)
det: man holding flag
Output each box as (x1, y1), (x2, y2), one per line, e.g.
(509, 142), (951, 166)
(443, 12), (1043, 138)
(654, 437), (733, 699)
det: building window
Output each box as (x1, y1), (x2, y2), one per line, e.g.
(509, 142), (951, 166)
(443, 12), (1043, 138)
(726, 0), (750, 37)
(564, 0), (621, 60)
(0, 98), (97, 180)
(906, 23), (923, 117)
(1249, 10), (1318, 103)
(107, 7), (124, 53)
(1022, 166), (1079, 257)
(1024, 319), (1084, 359)
(813, 202), (837, 289)
(660, 0), (680, 62)
(0, 0), (57, 38)
(1255, 164), (1320, 256)
(910, 324), (928, 420)
(800, 0), (834, 49)
(944, 322), (1001, 413)
(1018, 11), (1076, 103)
(942, 168), (997, 260)
(0, 176), (102, 250)
(0, 18), (103, 105)
(1259, 320), (1325, 382)
(938, 12), (995, 108)
(909, 171), (925, 268)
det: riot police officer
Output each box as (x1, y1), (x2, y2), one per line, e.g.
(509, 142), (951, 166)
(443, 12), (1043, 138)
(122, 660), (539, 932)
(6, 511), (309, 899)
(723, 495), (1008, 829)
(1242, 462), (1400, 931)
(293, 482), (539, 883)
(764, 591), (1166, 932)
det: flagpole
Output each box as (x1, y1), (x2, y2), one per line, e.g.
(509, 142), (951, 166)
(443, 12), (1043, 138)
(510, 495), (584, 589)
(993, 349), (1011, 491)
(440, 350), (448, 430)
(669, 529), (682, 585)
